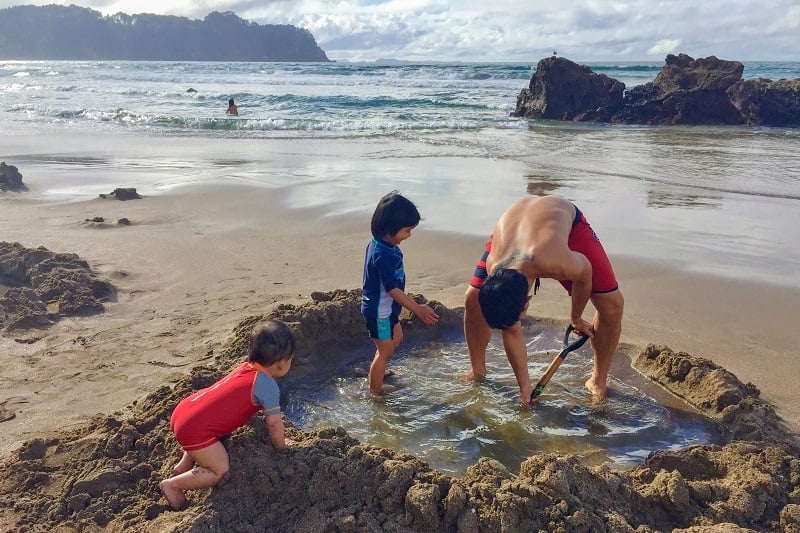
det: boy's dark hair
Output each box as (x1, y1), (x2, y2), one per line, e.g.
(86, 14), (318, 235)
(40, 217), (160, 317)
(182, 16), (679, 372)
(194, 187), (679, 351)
(370, 191), (421, 240)
(248, 320), (296, 365)
(478, 269), (530, 329)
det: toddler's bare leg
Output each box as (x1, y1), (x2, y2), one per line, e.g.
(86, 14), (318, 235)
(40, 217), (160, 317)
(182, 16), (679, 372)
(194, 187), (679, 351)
(160, 442), (229, 509)
(173, 451), (193, 475)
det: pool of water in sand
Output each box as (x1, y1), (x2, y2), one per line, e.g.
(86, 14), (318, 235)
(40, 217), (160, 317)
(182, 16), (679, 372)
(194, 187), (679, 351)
(283, 324), (727, 476)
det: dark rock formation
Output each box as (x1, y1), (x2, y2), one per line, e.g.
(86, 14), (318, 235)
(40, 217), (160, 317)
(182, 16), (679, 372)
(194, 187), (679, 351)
(513, 53), (800, 127)
(727, 78), (800, 127)
(0, 241), (115, 333)
(0, 162), (27, 192)
(618, 54), (748, 125)
(514, 56), (625, 121)
(0, 5), (330, 62)
(99, 187), (141, 201)
(653, 53), (744, 92)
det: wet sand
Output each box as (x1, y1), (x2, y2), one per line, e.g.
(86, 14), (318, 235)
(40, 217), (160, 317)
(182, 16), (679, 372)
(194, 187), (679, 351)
(3, 179), (800, 532)
(1, 181), (797, 459)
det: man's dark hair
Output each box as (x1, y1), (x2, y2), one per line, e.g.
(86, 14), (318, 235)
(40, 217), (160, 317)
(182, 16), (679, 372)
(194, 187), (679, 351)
(370, 191), (421, 239)
(478, 269), (530, 329)
(248, 320), (296, 365)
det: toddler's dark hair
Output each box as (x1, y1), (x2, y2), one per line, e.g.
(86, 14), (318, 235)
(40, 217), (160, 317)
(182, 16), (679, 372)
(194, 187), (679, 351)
(370, 191), (421, 239)
(248, 320), (296, 365)
(478, 269), (530, 329)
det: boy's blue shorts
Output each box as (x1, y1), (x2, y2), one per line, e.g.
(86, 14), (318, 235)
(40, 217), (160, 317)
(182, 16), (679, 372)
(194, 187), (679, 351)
(365, 314), (398, 340)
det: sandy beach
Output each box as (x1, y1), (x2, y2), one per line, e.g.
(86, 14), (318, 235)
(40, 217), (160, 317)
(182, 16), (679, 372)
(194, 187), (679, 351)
(2, 52), (800, 531)
(3, 174), (800, 532)
(1, 179), (798, 459)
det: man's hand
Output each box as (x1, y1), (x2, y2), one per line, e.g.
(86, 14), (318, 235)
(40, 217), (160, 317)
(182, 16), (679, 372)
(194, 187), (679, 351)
(519, 387), (534, 408)
(571, 317), (595, 339)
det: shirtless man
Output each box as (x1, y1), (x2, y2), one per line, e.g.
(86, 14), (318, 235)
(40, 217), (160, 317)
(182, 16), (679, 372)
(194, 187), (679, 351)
(463, 195), (624, 406)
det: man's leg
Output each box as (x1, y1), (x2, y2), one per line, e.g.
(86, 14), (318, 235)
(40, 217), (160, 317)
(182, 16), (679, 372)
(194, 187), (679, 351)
(464, 285), (491, 380)
(586, 289), (624, 400)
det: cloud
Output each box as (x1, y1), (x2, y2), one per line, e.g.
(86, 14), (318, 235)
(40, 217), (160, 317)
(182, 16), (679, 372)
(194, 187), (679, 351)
(0, 0), (797, 61)
(647, 39), (681, 57)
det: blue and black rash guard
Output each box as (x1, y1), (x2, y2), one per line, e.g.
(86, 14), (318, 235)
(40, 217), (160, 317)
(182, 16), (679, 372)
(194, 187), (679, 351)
(361, 237), (405, 319)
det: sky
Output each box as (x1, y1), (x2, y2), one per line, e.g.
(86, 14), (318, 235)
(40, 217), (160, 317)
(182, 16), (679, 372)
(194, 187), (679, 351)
(1, 1), (798, 62)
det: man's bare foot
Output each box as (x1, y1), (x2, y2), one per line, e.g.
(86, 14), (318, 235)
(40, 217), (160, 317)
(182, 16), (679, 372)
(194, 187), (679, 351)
(584, 377), (608, 402)
(356, 368), (395, 378)
(462, 371), (485, 383)
(160, 479), (187, 509)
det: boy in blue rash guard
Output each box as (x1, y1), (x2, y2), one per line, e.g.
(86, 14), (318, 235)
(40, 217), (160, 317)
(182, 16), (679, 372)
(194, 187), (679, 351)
(362, 191), (439, 395)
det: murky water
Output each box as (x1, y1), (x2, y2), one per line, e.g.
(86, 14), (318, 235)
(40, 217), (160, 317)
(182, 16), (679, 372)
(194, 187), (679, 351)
(283, 325), (726, 476)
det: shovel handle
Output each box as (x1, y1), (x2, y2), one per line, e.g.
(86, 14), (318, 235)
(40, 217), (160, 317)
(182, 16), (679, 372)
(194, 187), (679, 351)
(562, 324), (590, 354)
(530, 325), (590, 402)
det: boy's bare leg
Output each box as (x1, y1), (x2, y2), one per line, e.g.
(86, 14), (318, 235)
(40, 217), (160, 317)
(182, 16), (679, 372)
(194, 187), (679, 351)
(368, 325), (402, 395)
(585, 290), (624, 401)
(464, 286), (491, 381)
(368, 342), (393, 394)
(160, 442), (230, 509)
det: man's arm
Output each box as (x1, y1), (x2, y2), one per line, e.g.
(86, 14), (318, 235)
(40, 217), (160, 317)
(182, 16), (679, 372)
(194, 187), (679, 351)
(501, 321), (533, 405)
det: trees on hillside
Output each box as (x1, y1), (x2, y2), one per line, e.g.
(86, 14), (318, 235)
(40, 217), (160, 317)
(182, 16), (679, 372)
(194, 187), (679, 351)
(0, 5), (330, 61)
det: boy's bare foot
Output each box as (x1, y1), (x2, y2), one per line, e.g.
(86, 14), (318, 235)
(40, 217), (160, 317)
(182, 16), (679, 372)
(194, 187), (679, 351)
(160, 479), (187, 509)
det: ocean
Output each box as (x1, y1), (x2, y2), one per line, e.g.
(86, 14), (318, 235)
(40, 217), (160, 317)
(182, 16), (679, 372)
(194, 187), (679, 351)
(2, 60), (799, 286)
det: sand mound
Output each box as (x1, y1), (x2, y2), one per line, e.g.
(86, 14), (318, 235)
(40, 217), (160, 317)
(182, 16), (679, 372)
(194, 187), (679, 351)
(0, 241), (114, 334)
(1, 290), (799, 532)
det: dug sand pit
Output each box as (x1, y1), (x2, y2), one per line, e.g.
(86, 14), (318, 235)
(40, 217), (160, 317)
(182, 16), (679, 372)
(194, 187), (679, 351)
(1, 290), (799, 532)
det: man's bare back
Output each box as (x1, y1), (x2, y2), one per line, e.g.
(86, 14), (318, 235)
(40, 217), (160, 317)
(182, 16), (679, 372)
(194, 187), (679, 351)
(487, 196), (590, 290)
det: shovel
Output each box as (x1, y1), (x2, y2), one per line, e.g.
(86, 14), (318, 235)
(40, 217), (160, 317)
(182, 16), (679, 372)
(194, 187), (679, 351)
(530, 324), (590, 404)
